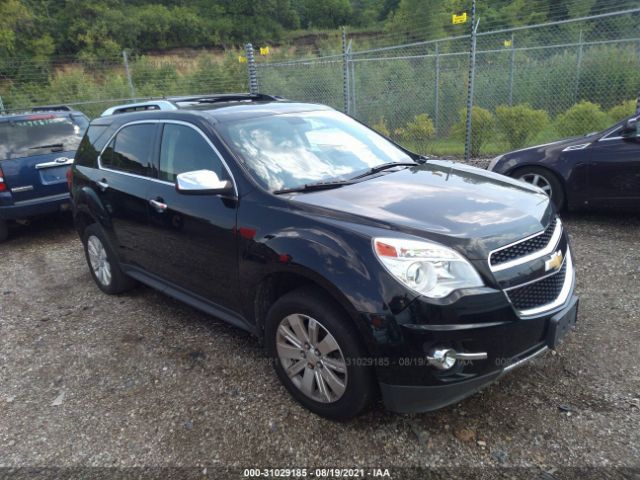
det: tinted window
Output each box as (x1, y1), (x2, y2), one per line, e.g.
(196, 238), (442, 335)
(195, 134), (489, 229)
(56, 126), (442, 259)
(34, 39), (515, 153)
(159, 124), (224, 182)
(102, 124), (155, 176)
(0, 114), (87, 161)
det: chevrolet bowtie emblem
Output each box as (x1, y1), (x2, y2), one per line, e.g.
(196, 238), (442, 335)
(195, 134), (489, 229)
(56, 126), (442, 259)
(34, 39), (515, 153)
(545, 250), (563, 272)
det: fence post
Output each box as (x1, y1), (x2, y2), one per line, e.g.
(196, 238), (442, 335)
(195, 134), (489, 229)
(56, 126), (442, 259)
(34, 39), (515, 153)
(508, 33), (515, 106)
(350, 55), (356, 116)
(342, 27), (350, 114)
(574, 30), (584, 102)
(245, 43), (259, 94)
(0, 95), (5, 114)
(122, 50), (136, 98)
(434, 42), (440, 136)
(464, 0), (478, 162)
(349, 41), (356, 116)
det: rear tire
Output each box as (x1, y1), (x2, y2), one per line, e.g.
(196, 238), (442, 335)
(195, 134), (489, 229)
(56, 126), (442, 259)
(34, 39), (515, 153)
(0, 220), (7, 243)
(512, 166), (565, 211)
(265, 286), (375, 420)
(82, 224), (136, 294)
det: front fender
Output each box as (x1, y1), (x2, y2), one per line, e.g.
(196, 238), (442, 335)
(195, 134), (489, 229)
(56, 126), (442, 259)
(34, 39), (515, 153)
(238, 213), (417, 356)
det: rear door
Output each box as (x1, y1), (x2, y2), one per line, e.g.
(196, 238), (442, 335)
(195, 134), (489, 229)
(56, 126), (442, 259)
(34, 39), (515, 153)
(0, 114), (85, 203)
(93, 122), (160, 268)
(587, 121), (640, 208)
(143, 121), (240, 310)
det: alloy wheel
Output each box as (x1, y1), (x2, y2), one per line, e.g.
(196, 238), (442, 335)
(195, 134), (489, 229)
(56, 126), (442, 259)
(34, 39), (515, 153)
(87, 235), (112, 286)
(519, 173), (553, 197)
(276, 313), (348, 403)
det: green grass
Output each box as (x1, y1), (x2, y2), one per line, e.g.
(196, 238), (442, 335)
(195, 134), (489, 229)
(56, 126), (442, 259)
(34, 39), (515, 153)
(398, 138), (512, 158)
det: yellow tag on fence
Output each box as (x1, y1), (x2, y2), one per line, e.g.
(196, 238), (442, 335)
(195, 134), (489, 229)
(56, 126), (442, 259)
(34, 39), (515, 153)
(504, 39), (513, 47)
(238, 55), (247, 63)
(452, 12), (467, 24)
(260, 46), (270, 56)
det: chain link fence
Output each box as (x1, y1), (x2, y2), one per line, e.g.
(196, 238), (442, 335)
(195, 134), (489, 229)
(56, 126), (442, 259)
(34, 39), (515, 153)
(256, 7), (640, 158)
(1, 7), (639, 158)
(0, 52), (247, 118)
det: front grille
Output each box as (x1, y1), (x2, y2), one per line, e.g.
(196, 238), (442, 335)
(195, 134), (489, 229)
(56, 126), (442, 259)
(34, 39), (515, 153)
(507, 260), (567, 311)
(490, 217), (557, 266)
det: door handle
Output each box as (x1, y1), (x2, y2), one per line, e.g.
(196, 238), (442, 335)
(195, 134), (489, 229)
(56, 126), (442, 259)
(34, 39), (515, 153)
(149, 198), (168, 212)
(96, 179), (109, 191)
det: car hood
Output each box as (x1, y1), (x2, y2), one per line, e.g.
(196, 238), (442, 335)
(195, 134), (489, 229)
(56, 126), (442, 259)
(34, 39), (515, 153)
(503, 131), (602, 158)
(288, 161), (553, 260)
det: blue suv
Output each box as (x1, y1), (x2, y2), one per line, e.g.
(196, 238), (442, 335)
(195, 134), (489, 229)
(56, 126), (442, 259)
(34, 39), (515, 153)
(0, 106), (89, 242)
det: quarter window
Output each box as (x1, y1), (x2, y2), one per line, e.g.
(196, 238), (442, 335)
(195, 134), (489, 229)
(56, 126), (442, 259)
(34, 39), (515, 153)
(102, 124), (155, 176)
(159, 124), (225, 182)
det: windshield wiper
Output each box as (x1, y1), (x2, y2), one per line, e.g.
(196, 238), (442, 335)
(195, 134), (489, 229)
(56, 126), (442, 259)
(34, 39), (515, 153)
(273, 180), (354, 195)
(29, 143), (64, 151)
(349, 161), (419, 180)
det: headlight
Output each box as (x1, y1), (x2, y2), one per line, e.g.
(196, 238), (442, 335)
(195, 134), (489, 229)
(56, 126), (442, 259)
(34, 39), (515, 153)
(373, 237), (484, 298)
(487, 154), (503, 171)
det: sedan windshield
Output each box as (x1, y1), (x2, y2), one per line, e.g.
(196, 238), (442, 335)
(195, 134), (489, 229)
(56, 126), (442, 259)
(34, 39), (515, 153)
(218, 110), (413, 192)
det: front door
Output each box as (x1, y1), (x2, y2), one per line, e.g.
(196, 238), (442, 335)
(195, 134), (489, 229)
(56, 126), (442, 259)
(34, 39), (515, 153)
(144, 122), (239, 310)
(588, 124), (640, 208)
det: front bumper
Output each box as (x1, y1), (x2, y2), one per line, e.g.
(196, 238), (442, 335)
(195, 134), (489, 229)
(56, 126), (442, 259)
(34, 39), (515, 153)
(378, 295), (578, 413)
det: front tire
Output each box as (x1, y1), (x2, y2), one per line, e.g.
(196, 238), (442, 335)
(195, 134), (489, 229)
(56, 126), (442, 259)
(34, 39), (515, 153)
(265, 286), (375, 420)
(512, 166), (565, 211)
(82, 224), (136, 294)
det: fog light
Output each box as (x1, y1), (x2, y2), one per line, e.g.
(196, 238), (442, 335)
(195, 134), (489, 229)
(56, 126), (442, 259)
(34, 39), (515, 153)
(426, 348), (488, 370)
(427, 348), (457, 370)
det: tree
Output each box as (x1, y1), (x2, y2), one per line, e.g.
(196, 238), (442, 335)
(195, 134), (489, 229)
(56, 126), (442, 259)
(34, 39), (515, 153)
(385, 0), (447, 40)
(295, 0), (352, 29)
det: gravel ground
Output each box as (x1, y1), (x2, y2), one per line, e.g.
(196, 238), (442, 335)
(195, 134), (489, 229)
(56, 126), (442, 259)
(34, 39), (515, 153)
(1, 204), (639, 477)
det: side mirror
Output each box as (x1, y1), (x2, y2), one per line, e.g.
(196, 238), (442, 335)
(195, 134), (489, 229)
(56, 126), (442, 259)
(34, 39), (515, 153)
(175, 169), (233, 195)
(621, 117), (639, 139)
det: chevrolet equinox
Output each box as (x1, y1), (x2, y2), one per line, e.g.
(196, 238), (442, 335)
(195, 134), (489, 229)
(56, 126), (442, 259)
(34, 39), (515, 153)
(70, 93), (578, 419)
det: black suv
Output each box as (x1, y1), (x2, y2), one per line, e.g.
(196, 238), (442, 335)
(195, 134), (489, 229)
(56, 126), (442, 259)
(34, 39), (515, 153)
(71, 94), (578, 419)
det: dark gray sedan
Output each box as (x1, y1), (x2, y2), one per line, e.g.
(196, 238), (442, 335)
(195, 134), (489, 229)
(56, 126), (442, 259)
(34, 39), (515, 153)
(489, 114), (640, 211)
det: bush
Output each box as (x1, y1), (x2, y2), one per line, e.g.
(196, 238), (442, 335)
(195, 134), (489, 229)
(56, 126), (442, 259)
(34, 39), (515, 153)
(554, 101), (611, 137)
(495, 104), (549, 149)
(452, 107), (495, 157)
(372, 118), (391, 137)
(394, 113), (435, 141)
(608, 100), (637, 122)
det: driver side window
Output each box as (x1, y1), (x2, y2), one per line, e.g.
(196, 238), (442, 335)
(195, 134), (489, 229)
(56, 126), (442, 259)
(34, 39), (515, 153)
(159, 123), (225, 182)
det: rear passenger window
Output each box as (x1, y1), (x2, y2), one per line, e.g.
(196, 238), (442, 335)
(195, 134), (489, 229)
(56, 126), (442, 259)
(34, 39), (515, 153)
(159, 124), (225, 182)
(101, 124), (155, 176)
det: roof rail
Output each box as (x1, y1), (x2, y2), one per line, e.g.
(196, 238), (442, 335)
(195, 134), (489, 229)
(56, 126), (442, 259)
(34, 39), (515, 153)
(31, 105), (72, 112)
(169, 93), (284, 105)
(112, 104), (165, 114)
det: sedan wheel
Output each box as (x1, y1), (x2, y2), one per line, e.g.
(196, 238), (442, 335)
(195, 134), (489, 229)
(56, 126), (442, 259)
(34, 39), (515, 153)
(87, 235), (112, 287)
(276, 313), (348, 403)
(519, 172), (552, 196)
(513, 166), (565, 211)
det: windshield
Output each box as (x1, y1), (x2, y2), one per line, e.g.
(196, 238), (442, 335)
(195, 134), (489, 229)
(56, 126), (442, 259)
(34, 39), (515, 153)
(0, 114), (87, 160)
(218, 110), (413, 191)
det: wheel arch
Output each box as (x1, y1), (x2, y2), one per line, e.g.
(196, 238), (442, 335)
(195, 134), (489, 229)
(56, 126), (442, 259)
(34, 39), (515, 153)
(507, 163), (568, 210)
(252, 268), (373, 354)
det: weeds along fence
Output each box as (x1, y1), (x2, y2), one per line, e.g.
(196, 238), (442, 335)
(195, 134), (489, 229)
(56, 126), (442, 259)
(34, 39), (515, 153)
(255, 7), (640, 157)
(0, 52), (248, 118)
